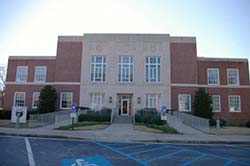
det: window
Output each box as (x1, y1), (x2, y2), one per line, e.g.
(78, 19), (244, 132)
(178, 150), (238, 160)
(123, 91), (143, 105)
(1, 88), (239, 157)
(14, 92), (25, 106)
(16, 66), (28, 82)
(211, 95), (221, 112)
(91, 56), (106, 82)
(32, 92), (40, 109)
(118, 57), (133, 82)
(90, 93), (104, 106)
(145, 94), (160, 110)
(228, 95), (241, 112)
(227, 69), (239, 85)
(35, 66), (47, 82)
(178, 94), (191, 112)
(60, 92), (73, 109)
(207, 68), (219, 85)
(145, 57), (160, 83)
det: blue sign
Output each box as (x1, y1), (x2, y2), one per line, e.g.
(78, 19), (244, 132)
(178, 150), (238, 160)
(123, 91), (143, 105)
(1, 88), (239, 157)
(61, 156), (112, 166)
(71, 103), (77, 113)
(161, 106), (167, 113)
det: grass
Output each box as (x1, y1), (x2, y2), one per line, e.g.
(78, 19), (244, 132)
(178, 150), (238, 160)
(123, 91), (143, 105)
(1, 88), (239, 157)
(56, 121), (110, 130)
(210, 126), (250, 135)
(134, 123), (178, 134)
(0, 120), (30, 128)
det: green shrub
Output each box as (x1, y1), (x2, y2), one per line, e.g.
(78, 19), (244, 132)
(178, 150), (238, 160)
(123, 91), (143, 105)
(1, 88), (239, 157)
(38, 85), (57, 113)
(135, 109), (164, 125)
(78, 108), (112, 122)
(246, 121), (250, 128)
(0, 110), (11, 119)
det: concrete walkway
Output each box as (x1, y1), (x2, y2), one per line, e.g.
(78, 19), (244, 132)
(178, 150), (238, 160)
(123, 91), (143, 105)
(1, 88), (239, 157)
(1, 123), (250, 144)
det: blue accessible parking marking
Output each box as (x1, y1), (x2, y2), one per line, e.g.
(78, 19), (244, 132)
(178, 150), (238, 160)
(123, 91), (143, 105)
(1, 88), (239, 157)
(61, 156), (112, 166)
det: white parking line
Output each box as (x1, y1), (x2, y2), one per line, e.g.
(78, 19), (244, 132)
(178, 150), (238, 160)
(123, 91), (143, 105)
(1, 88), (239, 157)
(25, 138), (36, 166)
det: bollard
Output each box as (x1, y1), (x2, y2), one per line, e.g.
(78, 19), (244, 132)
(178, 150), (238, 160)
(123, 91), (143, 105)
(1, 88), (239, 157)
(216, 119), (221, 136)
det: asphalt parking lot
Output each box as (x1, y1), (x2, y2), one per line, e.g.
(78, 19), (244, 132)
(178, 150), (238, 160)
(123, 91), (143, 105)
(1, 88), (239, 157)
(0, 136), (250, 166)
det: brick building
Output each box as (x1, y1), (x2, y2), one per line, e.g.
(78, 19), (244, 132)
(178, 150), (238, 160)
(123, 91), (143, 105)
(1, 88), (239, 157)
(4, 34), (250, 125)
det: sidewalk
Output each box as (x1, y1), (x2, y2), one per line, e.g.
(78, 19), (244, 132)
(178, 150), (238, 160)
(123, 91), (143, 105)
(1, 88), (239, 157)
(0, 124), (250, 144)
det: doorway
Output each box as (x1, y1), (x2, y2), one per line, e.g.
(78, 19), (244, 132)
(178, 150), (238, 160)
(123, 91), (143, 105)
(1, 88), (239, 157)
(117, 94), (133, 116)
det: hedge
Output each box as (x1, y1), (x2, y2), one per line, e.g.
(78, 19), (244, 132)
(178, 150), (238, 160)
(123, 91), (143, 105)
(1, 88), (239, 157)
(78, 108), (112, 122)
(135, 108), (164, 125)
(0, 110), (11, 119)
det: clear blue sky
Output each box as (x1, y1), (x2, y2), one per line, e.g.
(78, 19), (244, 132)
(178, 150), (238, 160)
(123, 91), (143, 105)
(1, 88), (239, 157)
(0, 0), (249, 67)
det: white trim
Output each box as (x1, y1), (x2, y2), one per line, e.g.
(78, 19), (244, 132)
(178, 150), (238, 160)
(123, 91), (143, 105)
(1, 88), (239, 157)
(211, 95), (221, 112)
(16, 66), (28, 82)
(228, 95), (241, 112)
(60, 92), (73, 109)
(227, 68), (240, 86)
(90, 56), (107, 82)
(32, 92), (40, 109)
(13, 92), (26, 107)
(6, 81), (80, 85)
(9, 56), (56, 60)
(34, 66), (47, 82)
(207, 68), (220, 85)
(170, 37), (196, 43)
(178, 94), (191, 112)
(171, 83), (250, 88)
(145, 57), (161, 83)
(198, 57), (248, 63)
(117, 56), (134, 83)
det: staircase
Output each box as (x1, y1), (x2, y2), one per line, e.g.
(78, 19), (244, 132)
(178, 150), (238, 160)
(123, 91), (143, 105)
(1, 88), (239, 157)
(113, 116), (132, 124)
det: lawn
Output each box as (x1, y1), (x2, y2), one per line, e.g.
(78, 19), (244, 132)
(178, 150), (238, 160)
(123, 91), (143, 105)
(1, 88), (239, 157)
(0, 120), (30, 128)
(210, 126), (250, 135)
(56, 121), (110, 130)
(134, 123), (178, 134)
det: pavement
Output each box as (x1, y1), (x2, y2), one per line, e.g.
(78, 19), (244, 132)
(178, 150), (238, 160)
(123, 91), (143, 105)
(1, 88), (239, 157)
(0, 122), (250, 144)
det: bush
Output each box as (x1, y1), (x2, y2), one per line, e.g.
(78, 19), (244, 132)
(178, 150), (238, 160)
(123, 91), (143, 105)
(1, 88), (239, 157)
(209, 119), (227, 127)
(0, 110), (11, 119)
(246, 121), (250, 128)
(38, 85), (57, 113)
(78, 108), (112, 122)
(135, 108), (164, 125)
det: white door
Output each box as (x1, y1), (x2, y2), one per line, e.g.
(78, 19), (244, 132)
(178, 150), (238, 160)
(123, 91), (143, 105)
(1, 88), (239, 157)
(121, 99), (129, 115)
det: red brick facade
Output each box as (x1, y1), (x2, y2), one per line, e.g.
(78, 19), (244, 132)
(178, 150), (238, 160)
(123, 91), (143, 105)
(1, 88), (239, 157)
(4, 34), (250, 125)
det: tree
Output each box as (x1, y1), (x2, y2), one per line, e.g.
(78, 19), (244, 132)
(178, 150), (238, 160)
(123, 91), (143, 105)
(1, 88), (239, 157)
(0, 65), (7, 109)
(38, 85), (57, 113)
(193, 87), (213, 119)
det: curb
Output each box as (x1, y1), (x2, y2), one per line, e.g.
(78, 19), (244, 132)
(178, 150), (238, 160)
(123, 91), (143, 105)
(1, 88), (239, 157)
(1, 132), (250, 145)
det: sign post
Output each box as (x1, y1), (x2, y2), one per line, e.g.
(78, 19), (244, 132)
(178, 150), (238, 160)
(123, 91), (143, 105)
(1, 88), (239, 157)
(71, 103), (77, 130)
(161, 106), (167, 121)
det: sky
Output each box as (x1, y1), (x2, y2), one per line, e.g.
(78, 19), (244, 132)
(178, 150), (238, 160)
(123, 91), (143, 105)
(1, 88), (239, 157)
(0, 0), (250, 68)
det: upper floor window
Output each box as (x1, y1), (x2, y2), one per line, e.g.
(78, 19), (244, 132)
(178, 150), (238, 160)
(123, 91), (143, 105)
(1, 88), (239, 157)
(60, 92), (73, 109)
(14, 92), (25, 106)
(32, 92), (40, 109)
(91, 56), (106, 82)
(207, 68), (219, 85)
(228, 95), (241, 112)
(35, 66), (47, 82)
(16, 66), (28, 82)
(118, 57), (133, 83)
(211, 95), (221, 112)
(227, 69), (239, 85)
(145, 94), (160, 110)
(178, 94), (191, 112)
(145, 57), (160, 83)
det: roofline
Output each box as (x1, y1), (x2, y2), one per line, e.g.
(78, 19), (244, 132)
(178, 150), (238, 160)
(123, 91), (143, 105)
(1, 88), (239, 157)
(9, 56), (56, 60)
(198, 57), (248, 63)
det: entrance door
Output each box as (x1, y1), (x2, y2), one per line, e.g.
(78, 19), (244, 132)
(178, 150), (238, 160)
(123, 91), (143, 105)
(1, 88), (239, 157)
(121, 99), (129, 115)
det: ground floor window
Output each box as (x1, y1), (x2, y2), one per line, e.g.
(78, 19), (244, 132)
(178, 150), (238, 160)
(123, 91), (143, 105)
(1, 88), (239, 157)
(32, 92), (40, 109)
(229, 95), (241, 112)
(145, 94), (160, 110)
(211, 95), (221, 112)
(178, 94), (191, 112)
(14, 92), (25, 106)
(90, 93), (104, 110)
(60, 92), (73, 109)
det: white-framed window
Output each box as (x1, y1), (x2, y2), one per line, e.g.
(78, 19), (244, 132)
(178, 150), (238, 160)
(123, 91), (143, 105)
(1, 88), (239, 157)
(91, 56), (106, 82)
(178, 94), (191, 112)
(90, 93), (104, 106)
(227, 69), (239, 85)
(118, 57), (133, 83)
(60, 92), (73, 109)
(145, 94), (160, 110)
(16, 66), (28, 82)
(14, 92), (25, 106)
(35, 66), (47, 82)
(207, 68), (220, 85)
(32, 92), (40, 109)
(211, 95), (221, 112)
(145, 57), (161, 83)
(228, 95), (241, 112)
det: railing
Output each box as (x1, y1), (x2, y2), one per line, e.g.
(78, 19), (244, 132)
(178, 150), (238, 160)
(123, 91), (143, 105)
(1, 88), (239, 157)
(173, 111), (210, 133)
(29, 110), (71, 128)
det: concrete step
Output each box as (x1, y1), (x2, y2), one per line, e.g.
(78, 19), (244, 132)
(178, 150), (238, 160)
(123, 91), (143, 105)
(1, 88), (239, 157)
(113, 116), (132, 124)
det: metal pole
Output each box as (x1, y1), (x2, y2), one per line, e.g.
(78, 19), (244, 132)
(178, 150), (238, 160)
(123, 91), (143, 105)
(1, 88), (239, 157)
(72, 117), (74, 130)
(15, 116), (20, 129)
